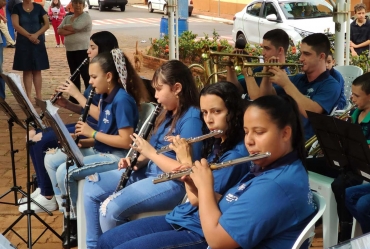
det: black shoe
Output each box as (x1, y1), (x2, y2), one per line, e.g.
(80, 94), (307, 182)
(62, 219), (78, 248)
(7, 44), (15, 48)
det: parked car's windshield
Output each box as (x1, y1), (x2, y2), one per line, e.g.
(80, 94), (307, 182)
(279, 0), (333, 19)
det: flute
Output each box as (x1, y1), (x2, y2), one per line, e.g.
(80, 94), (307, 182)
(50, 58), (89, 104)
(152, 152), (271, 184)
(156, 130), (223, 154)
(75, 88), (95, 144)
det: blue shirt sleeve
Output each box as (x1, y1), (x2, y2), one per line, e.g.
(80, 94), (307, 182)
(311, 77), (341, 114)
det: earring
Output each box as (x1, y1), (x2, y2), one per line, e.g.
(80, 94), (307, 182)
(108, 81), (111, 90)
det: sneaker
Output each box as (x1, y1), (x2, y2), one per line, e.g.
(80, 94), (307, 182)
(18, 187), (41, 204)
(19, 195), (58, 213)
(56, 44), (60, 48)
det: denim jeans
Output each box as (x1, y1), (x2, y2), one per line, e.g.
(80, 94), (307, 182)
(345, 183), (370, 234)
(29, 125), (75, 196)
(83, 168), (186, 248)
(96, 215), (207, 249)
(44, 147), (126, 217)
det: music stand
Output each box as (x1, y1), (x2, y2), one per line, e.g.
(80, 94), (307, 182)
(38, 99), (84, 249)
(1, 73), (62, 248)
(0, 97), (28, 206)
(307, 111), (370, 243)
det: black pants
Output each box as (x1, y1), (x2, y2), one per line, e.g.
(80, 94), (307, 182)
(66, 50), (89, 103)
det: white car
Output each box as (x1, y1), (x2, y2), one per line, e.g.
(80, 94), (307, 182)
(87, 0), (128, 11)
(148, 0), (193, 17)
(232, 0), (341, 46)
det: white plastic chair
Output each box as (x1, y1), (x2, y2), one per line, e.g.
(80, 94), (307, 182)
(76, 102), (157, 249)
(292, 192), (326, 249)
(334, 65), (363, 109)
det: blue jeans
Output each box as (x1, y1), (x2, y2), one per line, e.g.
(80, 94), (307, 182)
(96, 215), (207, 249)
(29, 124), (76, 196)
(345, 183), (370, 234)
(44, 146), (126, 217)
(83, 168), (186, 248)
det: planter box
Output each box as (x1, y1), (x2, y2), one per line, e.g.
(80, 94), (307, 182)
(143, 55), (168, 71)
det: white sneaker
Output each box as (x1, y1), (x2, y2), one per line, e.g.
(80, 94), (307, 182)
(18, 188), (41, 204)
(55, 44), (60, 48)
(18, 195), (58, 213)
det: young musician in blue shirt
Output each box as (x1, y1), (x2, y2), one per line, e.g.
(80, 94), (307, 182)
(19, 31), (119, 214)
(96, 94), (316, 249)
(82, 60), (204, 249)
(44, 49), (149, 221)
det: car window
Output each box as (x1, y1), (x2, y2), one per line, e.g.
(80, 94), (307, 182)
(280, 0), (333, 19)
(263, 2), (278, 18)
(246, 2), (263, 17)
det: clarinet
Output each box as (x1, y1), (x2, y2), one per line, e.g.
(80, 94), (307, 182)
(75, 88), (95, 144)
(115, 103), (162, 192)
(50, 58), (89, 104)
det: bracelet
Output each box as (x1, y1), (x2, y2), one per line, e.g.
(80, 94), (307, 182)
(92, 131), (97, 139)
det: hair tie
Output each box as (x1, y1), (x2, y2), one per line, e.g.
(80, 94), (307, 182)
(111, 48), (127, 90)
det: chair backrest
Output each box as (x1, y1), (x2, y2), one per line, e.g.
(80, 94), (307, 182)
(136, 102), (156, 134)
(334, 65), (363, 109)
(291, 192), (326, 249)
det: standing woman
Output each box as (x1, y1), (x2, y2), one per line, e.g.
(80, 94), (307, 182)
(83, 60), (204, 249)
(48, 0), (66, 48)
(96, 95), (316, 249)
(11, 0), (49, 101)
(58, 0), (91, 103)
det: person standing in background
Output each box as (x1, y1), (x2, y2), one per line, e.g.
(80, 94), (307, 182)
(0, 4), (16, 47)
(350, 3), (370, 57)
(11, 0), (50, 101)
(0, 0), (6, 99)
(48, 0), (65, 47)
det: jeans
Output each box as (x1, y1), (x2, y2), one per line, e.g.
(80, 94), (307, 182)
(83, 168), (186, 249)
(29, 125), (76, 196)
(345, 183), (370, 234)
(44, 147), (126, 217)
(96, 215), (207, 249)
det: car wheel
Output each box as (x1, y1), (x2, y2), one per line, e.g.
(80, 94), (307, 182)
(87, 0), (92, 9)
(120, 5), (125, 11)
(237, 33), (247, 43)
(148, 3), (153, 13)
(99, 1), (104, 11)
(164, 5), (168, 15)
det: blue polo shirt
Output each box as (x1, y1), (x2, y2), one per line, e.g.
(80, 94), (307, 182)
(351, 108), (370, 144)
(146, 106), (203, 176)
(330, 68), (346, 110)
(94, 86), (138, 153)
(218, 151), (316, 249)
(165, 140), (250, 235)
(276, 70), (341, 141)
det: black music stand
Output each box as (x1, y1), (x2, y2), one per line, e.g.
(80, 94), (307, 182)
(0, 97), (28, 205)
(1, 73), (62, 248)
(307, 111), (370, 243)
(38, 99), (84, 249)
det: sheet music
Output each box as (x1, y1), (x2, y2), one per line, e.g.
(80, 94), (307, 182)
(45, 100), (84, 166)
(8, 73), (45, 129)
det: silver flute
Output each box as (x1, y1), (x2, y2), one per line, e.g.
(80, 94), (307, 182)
(156, 130), (223, 154)
(152, 152), (271, 184)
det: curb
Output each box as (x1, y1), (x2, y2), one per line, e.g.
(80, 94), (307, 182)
(131, 4), (233, 25)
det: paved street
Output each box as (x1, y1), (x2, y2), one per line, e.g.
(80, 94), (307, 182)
(0, 3), (323, 249)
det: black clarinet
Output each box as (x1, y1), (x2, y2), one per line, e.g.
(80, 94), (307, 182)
(115, 104), (162, 192)
(75, 88), (95, 144)
(50, 58), (89, 104)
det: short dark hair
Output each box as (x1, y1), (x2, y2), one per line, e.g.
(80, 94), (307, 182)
(247, 95), (306, 166)
(263, 29), (290, 55)
(302, 33), (330, 58)
(352, 72), (370, 95)
(354, 3), (366, 13)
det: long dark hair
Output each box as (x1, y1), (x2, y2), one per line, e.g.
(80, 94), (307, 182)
(200, 81), (245, 163)
(247, 95), (306, 166)
(152, 60), (199, 134)
(90, 31), (119, 54)
(90, 52), (149, 107)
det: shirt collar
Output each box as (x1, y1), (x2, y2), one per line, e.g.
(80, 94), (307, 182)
(303, 70), (330, 84)
(250, 150), (299, 177)
(352, 109), (370, 123)
(103, 85), (120, 103)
